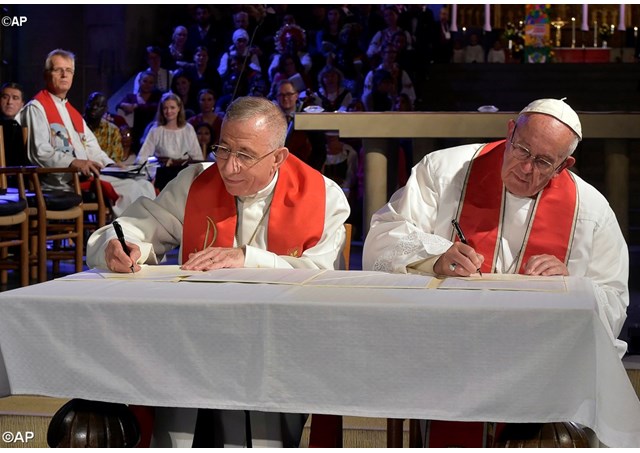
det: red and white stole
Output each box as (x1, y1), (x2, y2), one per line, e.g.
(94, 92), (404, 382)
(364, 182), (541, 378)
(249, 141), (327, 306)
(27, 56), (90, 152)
(33, 89), (84, 146)
(182, 155), (326, 263)
(454, 140), (578, 274)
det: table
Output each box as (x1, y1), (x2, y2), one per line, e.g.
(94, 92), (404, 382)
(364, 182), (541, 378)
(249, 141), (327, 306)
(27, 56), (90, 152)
(1, 274), (639, 447)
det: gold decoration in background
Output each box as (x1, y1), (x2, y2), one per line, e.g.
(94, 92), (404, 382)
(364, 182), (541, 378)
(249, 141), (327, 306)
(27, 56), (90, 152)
(551, 18), (567, 47)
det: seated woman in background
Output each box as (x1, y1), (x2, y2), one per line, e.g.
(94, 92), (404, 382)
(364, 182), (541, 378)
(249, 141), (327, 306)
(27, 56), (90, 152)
(309, 65), (353, 112)
(268, 52), (309, 101)
(193, 122), (216, 161)
(187, 88), (223, 141)
(136, 92), (202, 166)
(170, 69), (198, 119)
(117, 70), (162, 155)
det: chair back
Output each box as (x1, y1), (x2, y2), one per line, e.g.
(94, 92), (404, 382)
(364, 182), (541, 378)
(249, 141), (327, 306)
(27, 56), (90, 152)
(342, 223), (352, 270)
(0, 126), (7, 190)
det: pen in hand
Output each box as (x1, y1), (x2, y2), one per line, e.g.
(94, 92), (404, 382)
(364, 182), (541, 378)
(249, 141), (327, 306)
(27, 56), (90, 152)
(112, 220), (135, 273)
(451, 219), (483, 277)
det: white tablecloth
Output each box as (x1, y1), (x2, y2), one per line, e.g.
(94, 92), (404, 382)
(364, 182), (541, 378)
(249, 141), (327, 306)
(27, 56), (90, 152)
(0, 274), (639, 447)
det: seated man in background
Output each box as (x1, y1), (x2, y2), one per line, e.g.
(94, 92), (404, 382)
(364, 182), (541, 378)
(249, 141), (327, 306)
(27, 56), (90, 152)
(0, 82), (30, 166)
(86, 95), (350, 447)
(83, 91), (127, 163)
(362, 98), (628, 446)
(20, 48), (156, 216)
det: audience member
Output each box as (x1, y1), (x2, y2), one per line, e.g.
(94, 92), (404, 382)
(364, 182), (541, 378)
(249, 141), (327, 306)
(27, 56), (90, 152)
(170, 69), (198, 118)
(86, 96), (350, 448)
(363, 45), (416, 107)
(452, 37), (465, 63)
(268, 52), (308, 100)
(84, 92), (125, 163)
(333, 22), (368, 99)
(366, 6), (411, 64)
(185, 46), (222, 96)
(0, 82), (29, 166)
(136, 92), (201, 166)
(119, 124), (134, 163)
(361, 68), (394, 112)
(464, 33), (485, 63)
(487, 40), (506, 63)
(316, 6), (344, 60)
(185, 5), (223, 61)
(218, 54), (261, 111)
(217, 28), (261, 78)
(133, 46), (172, 94)
(322, 130), (358, 200)
(163, 25), (192, 70)
(268, 24), (312, 82)
(187, 88), (223, 140)
(20, 49), (155, 216)
(308, 65), (352, 112)
(275, 80), (325, 171)
(193, 122), (216, 161)
(432, 6), (453, 63)
(117, 70), (162, 154)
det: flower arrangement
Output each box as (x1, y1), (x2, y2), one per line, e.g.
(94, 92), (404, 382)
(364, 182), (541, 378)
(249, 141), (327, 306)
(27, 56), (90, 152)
(503, 22), (525, 57)
(599, 23), (612, 42)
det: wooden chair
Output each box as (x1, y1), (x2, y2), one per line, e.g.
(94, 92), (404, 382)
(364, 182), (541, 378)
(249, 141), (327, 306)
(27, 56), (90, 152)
(18, 126), (86, 281)
(0, 166), (31, 287)
(26, 167), (84, 282)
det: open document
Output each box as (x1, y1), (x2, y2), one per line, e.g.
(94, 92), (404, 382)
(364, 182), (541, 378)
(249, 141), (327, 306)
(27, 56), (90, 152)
(431, 273), (567, 292)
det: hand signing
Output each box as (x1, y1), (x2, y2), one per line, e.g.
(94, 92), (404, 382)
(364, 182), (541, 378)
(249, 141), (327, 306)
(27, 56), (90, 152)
(434, 242), (484, 277)
(105, 238), (141, 273)
(523, 254), (569, 276)
(70, 159), (103, 177)
(182, 247), (246, 271)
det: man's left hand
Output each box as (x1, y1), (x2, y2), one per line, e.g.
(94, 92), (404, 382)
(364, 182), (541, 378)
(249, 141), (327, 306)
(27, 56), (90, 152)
(523, 254), (569, 276)
(182, 247), (246, 270)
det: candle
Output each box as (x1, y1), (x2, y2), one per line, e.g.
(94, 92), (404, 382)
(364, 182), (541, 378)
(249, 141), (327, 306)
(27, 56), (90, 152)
(635, 26), (638, 38)
(451, 4), (458, 32)
(484, 4), (491, 32)
(581, 5), (589, 31)
(618, 4), (626, 31)
(571, 17), (576, 48)
(594, 20), (598, 47)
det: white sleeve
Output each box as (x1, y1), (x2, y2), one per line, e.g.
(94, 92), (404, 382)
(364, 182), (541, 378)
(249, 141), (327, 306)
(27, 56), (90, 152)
(362, 156), (453, 273)
(243, 177), (351, 270)
(218, 52), (229, 76)
(367, 31), (383, 58)
(86, 164), (205, 269)
(136, 127), (159, 164)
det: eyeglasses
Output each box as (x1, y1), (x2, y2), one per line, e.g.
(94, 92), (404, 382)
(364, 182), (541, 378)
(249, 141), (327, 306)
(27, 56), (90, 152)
(212, 145), (277, 168)
(509, 125), (565, 176)
(49, 68), (74, 76)
(277, 92), (297, 98)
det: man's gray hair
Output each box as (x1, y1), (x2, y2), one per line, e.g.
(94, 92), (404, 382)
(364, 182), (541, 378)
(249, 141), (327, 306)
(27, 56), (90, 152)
(224, 96), (288, 148)
(44, 49), (76, 72)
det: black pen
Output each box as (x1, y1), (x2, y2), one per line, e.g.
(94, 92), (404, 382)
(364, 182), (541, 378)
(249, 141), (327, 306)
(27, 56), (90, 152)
(113, 220), (135, 273)
(451, 219), (483, 276)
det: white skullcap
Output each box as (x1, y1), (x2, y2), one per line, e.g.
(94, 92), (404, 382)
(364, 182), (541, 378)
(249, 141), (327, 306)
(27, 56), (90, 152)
(519, 98), (582, 140)
(233, 28), (250, 43)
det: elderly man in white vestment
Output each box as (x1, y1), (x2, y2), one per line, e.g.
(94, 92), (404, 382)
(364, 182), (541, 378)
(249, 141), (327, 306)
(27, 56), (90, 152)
(86, 95), (350, 447)
(20, 48), (156, 216)
(362, 98), (628, 446)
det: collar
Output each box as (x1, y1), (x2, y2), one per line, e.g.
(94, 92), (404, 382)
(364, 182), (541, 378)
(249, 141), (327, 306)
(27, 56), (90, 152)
(236, 170), (279, 203)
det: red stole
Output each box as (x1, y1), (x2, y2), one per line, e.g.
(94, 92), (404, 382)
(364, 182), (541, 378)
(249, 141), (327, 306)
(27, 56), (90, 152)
(34, 89), (85, 144)
(455, 140), (578, 274)
(182, 155), (326, 262)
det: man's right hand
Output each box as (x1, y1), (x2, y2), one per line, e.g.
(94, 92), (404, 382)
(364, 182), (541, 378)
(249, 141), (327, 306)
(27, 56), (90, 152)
(70, 159), (103, 177)
(105, 238), (141, 273)
(434, 242), (484, 276)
